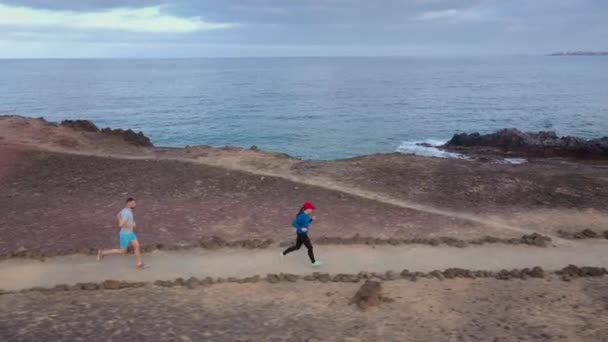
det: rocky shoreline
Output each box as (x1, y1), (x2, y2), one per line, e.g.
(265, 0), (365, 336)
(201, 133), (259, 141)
(56, 119), (608, 161)
(443, 128), (608, 159)
(10, 116), (608, 161)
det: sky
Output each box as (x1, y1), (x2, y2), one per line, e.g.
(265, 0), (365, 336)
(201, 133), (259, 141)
(0, 0), (606, 58)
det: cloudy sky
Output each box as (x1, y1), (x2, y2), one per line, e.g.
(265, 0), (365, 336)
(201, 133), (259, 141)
(0, 0), (606, 58)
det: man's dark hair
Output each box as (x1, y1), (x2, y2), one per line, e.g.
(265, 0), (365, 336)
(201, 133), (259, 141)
(126, 197), (135, 203)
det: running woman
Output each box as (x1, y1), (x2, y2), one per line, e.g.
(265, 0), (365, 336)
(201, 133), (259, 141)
(97, 197), (145, 269)
(281, 202), (322, 266)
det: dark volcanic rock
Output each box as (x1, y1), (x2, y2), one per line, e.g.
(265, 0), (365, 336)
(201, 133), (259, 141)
(351, 280), (383, 310)
(81, 282), (99, 290)
(53, 284), (70, 291)
(154, 280), (173, 287)
(385, 271), (398, 280)
(266, 274), (281, 283)
(318, 273), (331, 283)
(557, 265), (607, 278)
(100, 127), (153, 147)
(282, 273), (299, 282)
(102, 280), (122, 290)
(580, 229), (598, 238)
(199, 236), (227, 249)
(443, 268), (473, 279)
(443, 128), (608, 159)
(61, 120), (99, 132)
(61, 119), (153, 147)
(185, 277), (201, 289)
(528, 266), (545, 278)
(520, 233), (551, 247)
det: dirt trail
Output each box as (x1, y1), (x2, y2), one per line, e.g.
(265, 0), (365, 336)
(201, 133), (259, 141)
(16, 143), (569, 243)
(2, 242), (607, 291)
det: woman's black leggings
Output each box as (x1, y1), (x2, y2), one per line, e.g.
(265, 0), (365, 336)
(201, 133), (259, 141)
(282, 234), (315, 263)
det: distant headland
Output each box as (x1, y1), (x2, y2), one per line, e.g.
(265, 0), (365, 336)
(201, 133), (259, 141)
(549, 51), (608, 56)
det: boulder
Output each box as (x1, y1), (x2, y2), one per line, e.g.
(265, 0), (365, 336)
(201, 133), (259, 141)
(266, 274), (281, 283)
(528, 266), (545, 278)
(185, 277), (200, 289)
(351, 280), (383, 310)
(429, 270), (444, 280)
(199, 236), (227, 249)
(495, 270), (514, 280)
(443, 268), (473, 279)
(358, 271), (371, 280)
(53, 284), (70, 291)
(102, 280), (122, 290)
(520, 233), (551, 247)
(318, 273), (331, 283)
(13, 246), (28, 258)
(200, 277), (215, 286)
(581, 229), (598, 238)
(82, 282), (99, 290)
(385, 271), (398, 280)
(154, 280), (173, 287)
(125, 282), (146, 288)
(554, 265), (606, 278)
(283, 274), (299, 282)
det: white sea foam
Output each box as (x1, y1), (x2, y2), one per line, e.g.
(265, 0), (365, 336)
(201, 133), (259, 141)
(396, 140), (528, 164)
(396, 140), (466, 159)
(499, 158), (528, 165)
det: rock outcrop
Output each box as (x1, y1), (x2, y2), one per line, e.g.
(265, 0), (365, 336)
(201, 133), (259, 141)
(60, 119), (99, 132)
(60, 119), (153, 147)
(443, 128), (608, 159)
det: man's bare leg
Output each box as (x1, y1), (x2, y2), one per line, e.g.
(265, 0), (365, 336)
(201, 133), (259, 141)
(131, 240), (144, 268)
(97, 248), (127, 261)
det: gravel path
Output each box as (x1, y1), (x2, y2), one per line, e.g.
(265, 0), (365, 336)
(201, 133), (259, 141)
(2, 242), (608, 291)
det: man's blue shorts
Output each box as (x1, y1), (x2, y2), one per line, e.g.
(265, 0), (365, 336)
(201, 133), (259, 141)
(119, 231), (137, 249)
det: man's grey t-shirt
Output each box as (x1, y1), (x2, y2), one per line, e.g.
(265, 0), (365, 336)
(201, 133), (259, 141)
(119, 208), (135, 234)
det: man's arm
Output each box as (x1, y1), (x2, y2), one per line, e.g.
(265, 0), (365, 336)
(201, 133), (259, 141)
(117, 212), (135, 229)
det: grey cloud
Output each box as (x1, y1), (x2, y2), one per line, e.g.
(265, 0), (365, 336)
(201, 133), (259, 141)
(0, 0), (165, 11)
(0, 0), (606, 57)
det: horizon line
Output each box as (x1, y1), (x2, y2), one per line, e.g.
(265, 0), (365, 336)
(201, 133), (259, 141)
(0, 54), (548, 60)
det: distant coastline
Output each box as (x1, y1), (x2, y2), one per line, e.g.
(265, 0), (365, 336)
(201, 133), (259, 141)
(548, 51), (608, 56)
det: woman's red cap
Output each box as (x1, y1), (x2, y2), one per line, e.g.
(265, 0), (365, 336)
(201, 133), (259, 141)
(303, 202), (316, 210)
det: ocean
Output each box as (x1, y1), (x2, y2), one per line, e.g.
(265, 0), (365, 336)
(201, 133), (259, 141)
(1, 57), (607, 160)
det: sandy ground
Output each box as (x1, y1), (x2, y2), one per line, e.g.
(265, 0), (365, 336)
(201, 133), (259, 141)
(2, 278), (608, 341)
(3, 115), (608, 341)
(2, 243), (608, 291)
(1, 147), (509, 256)
(3, 116), (608, 255)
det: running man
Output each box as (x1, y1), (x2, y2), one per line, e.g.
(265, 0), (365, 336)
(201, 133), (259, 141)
(97, 197), (145, 269)
(281, 202), (322, 267)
